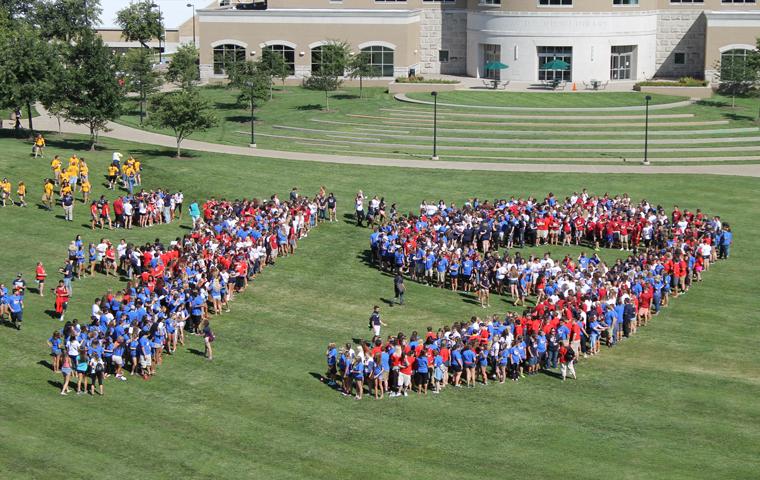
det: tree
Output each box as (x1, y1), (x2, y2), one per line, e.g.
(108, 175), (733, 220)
(303, 41), (350, 111)
(37, 0), (102, 42)
(0, 19), (55, 134)
(115, 0), (162, 49)
(259, 49), (289, 100)
(59, 31), (124, 150)
(148, 90), (217, 158)
(166, 43), (200, 90)
(714, 54), (758, 108)
(227, 60), (269, 108)
(347, 51), (375, 99)
(123, 47), (163, 125)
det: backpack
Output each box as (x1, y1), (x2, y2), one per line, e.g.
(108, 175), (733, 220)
(565, 347), (576, 362)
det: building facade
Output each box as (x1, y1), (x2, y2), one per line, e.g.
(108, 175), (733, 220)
(196, 0), (760, 83)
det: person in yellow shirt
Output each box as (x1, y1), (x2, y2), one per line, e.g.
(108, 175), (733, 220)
(133, 158), (142, 186)
(59, 170), (70, 194)
(43, 179), (55, 210)
(51, 155), (62, 185)
(66, 164), (79, 192)
(60, 181), (72, 198)
(0, 177), (11, 207)
(107, 163), (119, 190)
(79, 159), (89, 182)
(68, 155), (79, 169)
(16, 181), (27, 207)
(81, 179), (91, 204)
(33, 134), (45, 158)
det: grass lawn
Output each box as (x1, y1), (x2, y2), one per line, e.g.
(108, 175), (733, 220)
(405, 90), (687, 107)
(2, 131), (758, 479)
(114, 86), (760, 163)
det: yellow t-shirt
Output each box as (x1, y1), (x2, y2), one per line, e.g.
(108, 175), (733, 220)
(60, 184), (72, 196)
(79, 164), (89, 177)
(107, 165), (119, 177)
(60, 171), (70, 184)
(44, 183), (54, 196)
(67, 165), (78, 177)
(1, 181), (10, 193)
(35, 137), (45, 147)
(82, 181), (91, 193)
(134, 160), (141, 172)
(17, 184), (26, 195)
(68, 156), (79, 168)
(51, 159), (62, 172)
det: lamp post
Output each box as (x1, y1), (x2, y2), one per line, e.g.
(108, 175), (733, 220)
(151, 3), (164, 64)
(246, 80), (257, 148)
(186, 3), (196, 48)
(431, 91), (439, 160)
(643, 95), (652, 166)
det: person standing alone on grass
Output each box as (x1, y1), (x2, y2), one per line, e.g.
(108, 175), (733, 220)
(559, 341), (577, 381)
(62, 191), (74, 221)
(393, 273), (405, 306)
(369, 306), (386, 337)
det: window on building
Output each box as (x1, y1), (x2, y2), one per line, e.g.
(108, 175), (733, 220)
(613, 0), (638, 4)
(538, 46), (572, 81)
(674, 52), (686, 65)
(439, 50), (449, 63)
(610, 45), (636, 80)
(213, 44), (246, 75)
(422, 0), (456, 2)
(669, 0), (703, 3)
(264, 44), (295, 76)
(482, 44), (502, 80)
(480, 0), (501, 4)
(721, 49), (754, 80)
(361, 45), (395, 77)
(539, 0), (572, 5)
(721, 0), (756, 3)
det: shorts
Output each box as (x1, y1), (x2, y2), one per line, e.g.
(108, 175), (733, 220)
(61, 367), (72, 376)
(397, 372), (411, 387)
(416, 372), (429, 384)
(140, 355), (152, 368)
(108, 175), (116, 182)
(328, 364), (337, 375)
(638, 307), (649, 316)
(10, 311), (22, 322)
(382, 370), (389, 382)
(450, 363), (462, 372)
(112, 355), (123, 366)
(235, 277), (245, 289)
(537, 230), (548, 239)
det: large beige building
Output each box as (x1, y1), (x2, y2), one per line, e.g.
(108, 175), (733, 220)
(187, 0), (759, 83)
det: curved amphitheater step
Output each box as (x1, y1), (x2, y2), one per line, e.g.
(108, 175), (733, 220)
(393, 93), (695, 112)
(380, 107), (695, 120)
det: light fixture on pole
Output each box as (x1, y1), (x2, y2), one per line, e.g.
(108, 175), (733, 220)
(151, 3), (163, 64)
(431, 91), (439, 161)
(246, 80), (257, 148)
(643, 95), (652, 166)
(186, 3), (196, 48)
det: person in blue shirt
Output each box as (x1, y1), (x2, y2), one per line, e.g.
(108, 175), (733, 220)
(350, 357), (364, 400)
(477, 346), (489, 386)
(325, 342), (338, 386)
(461, 258), (474, 292)
(371, 353), (385, 399)
(497, 346), (509, 383)
(415, 354), (429, 395)
(462, 346), (476, 387)
(719, 225), (733, 259)
(449, 259), (460, 292)
(8, 289), (23, 330)
(509, 345), (522, 381)
(48, 330), (63, 372)
(433, 352), (445, 393)
(435, 256), (449, 288)
(451, 345), (464, 387)
(557, 321), (570, 343)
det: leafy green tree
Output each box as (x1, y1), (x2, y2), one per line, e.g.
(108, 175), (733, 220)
(115, 0), (162, 49)
(123, 47), (163, 125)
(148, 90), (217, 158)
(0, 19), (55, 134)
(166, 43), (200, 90)
(259, 49), (289, 100)
(227, 60), (269, 112)
(59, 31), (124, 149)
(714, 55), (758, 108)
(347, 51), (375, 99)
(303, 41), (349, 111)
(37, 0), (102, 42)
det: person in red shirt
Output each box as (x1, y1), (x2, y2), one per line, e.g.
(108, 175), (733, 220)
(53, 280), (70, 321)
(35, 262), (47, 296)
(559, 341), (577, 381)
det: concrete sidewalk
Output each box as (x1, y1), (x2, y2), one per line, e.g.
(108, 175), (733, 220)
(27, 104), (760, 178)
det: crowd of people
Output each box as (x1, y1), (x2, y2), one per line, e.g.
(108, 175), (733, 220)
(44, 187), (335, 396)
(324, 191), (733, 399)
(368, 192), (733, 307)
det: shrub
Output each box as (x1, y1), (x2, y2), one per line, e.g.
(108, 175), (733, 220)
(633, 77), (708, 90)
(394, 76), (460, 84)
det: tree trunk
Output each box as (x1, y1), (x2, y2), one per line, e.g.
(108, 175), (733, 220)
(359, 76), (363, 99)
(176, 138), (182, 158)
(324, 89), (329, 111)
(89, 124), (96, 151)
(26, 102), (34, 137)
(56, 116), (61, 134)
(269, 78), (274, 101)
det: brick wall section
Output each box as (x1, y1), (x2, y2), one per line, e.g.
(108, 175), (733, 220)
(418, 9), (467, 75)
(655, 11), (706, 79)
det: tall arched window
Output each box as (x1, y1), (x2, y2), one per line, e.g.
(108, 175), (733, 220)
(264, 44), (295, 76)
(213, 44), (246, 75)
(360, 45), (394, 77)
(720, 49), (753, 80)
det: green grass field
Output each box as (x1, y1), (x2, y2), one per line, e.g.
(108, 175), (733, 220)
(0, 130), (759, 479)
(116, 86), (760, 164)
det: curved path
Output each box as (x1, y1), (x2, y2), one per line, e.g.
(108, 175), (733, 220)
(29, 105), (760, 177)
(394, 93), (696, 112)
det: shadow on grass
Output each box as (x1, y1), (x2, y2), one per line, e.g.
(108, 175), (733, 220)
(38, 359), (53, 371)
(47, 380), (64, 391)
(722, 112), (756, 122)
(308, 372), (343, 392)
(332, 94), (359, 100)
(214, 101), (243, 110)
(187, 348), (205, 357)
(225, 115), (255, 124)
(296, 104), (323, 111)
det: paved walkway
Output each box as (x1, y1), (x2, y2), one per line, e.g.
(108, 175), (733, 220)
(394, 94), (695, 112)
(28, 105), (760, 177)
